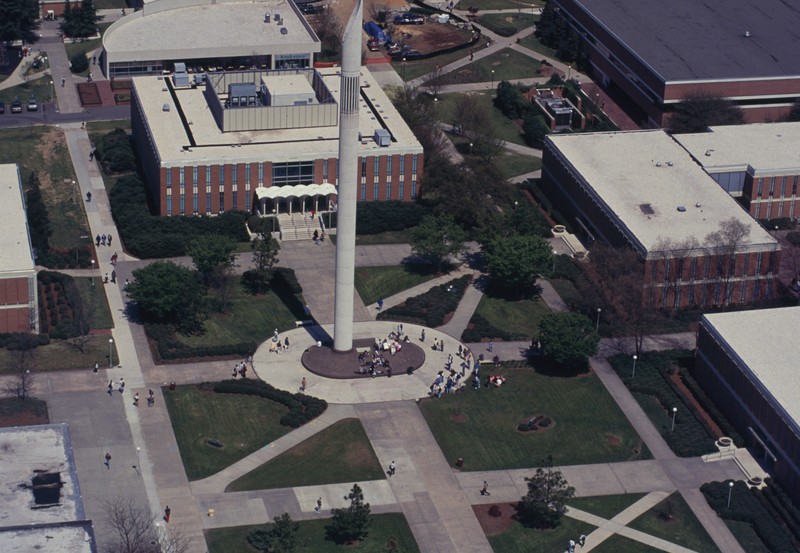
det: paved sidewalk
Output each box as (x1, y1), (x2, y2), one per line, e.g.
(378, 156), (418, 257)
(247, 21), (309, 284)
(370, 265), (476, 314)
(435, 272), (483, 337)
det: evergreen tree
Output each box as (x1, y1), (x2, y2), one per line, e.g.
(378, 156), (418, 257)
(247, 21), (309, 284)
(518, 455), (575, 528)
(247, 513), (300, 553)
(24, 172), (51, 256)
(326, 484), (372, 544)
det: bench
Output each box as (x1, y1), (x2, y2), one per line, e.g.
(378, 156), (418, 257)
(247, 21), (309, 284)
(356, 347), (372, 354)
(294, 320), (315, 327)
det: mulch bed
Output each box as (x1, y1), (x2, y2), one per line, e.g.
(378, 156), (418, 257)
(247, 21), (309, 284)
(77, 82), (102, 106)
(474, 503), (517, 537)
(301, 338), (425, 379)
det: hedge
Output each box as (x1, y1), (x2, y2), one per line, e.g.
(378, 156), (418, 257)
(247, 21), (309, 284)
(702, 481), (799, 553)
(212, 379), (327, 428)
(680, 367), (745, 446)
(355, 201), (431, 235)
(0, 332), (50, 350)
(378, 275), (470, 327)
(144, 323), (256, 361)
(272, 267), (303, 295)
(95, 128), (136, 173)
(761, 478), (800, 544)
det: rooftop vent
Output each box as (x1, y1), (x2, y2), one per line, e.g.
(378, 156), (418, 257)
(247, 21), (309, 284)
(274, 13), (280, 21)
(280, 27), (288, 35)
(677, 206), (687, 212)
(744, 30), (751, 37)
(705, 149), (713, 156)
(655, 161), (662, 167)
(639, 203), (655, 215)
(162, 103), (170, 112)
(666, 161), (673, 167)
(374, 128), (391, 146)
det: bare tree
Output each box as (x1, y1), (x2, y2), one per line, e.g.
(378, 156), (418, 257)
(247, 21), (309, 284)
(103, 498), (191, 553)
(68, 280), (93, 353)
(705, 218), (751, 306)
(315, 7), (343, 58)
(368, 3), (391, 23)
(425, 64), (444, 99)
(650, 236), (700, 309)
(452, 94), (480, 136)
(3, 333), (37, 400)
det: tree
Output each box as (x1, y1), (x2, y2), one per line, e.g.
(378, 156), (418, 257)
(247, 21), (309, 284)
(60, 0), (102, 38)
(534, 0), (579, 62)
(538, 312), (599, 366)
(668, 93), (744, 134)
(704, 217), (752, 306)
(103, 497), (191, 553)
(522, 113), (550, 148)
(411, 215), (466, 271)
(389, 86), (449, 166)
(452, 94), (480, 136)
(0, 0), (40, 44)
(127, 261), (204, 326)
(482, 235), (553, 297)
(3, 333), (36, 400)
(316, 7), (343, 58)
(494, 81), (529, 120)
(517, 455), (575, 528)
(187, 235), (236, 288)
(247, 513), (301, 553)
(25, 172), (51, 256)
(244, 229), (279, 294)
(425, 64), (444, 99)
(70, 50), (89, 74)
(327, 483), (372, 544)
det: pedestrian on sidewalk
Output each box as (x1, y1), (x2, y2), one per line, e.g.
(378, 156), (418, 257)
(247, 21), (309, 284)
(488, 340), (494, 353)
(300, 377), (306, 393)
(388, 460), (396, 476)
(133, 392), (140, 407)
(420, 329), (426, 342)
(111, 270), (116, 283)
(101, 234), (106, 246)
(118, 378), (125, 393)
(284, 337), (289, 349)
(108, 235), (113, 247)
(104, 273), (109, 284)
(86, 191), (92, 202)
(163, 506), (171, 523)
(81, 121), (85, 129)
(93, 361), (99, 373)
(147, 389), (155, 406)
(314, 498), (322, 513)
(107, 380), (113, 395)
(95, 234), (101, 246)
(578, 535), (586, 547)
(61, 77), (65, 87)
(104, 452), (111, 468)
(377, 297), (383, 311)
(481, 481), (490, 496)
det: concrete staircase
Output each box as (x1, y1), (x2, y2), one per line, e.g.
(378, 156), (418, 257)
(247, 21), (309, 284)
(277, 213), (322, 241)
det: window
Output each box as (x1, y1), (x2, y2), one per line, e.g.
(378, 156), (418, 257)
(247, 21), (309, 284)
(756, 252), (762, 273)
(232, 191), (238, 208)
(398, 181), (404, 200)
(193, 166), (198, 185)
(690, 257), (697, 280)
(245, 164), (251, 185)
(179, 167), (185, 186)
(768, 251), (776, 273)
(781, 176), (787, 197)
(714, 281), (721, 304)
(652, 260), (658, 279)
(323, 159), (329, 181)
(743, 253), (749, 275)
(361, 158), (367, 177)
(794, 176), (798, 196)
(360, 182), (366, 201)
(219, 192), (225, 212)
(740, 275), (746, 303)
(193, 193), (198, 214)
(399, 155), (405, 175)
(769, 176), (775, 196)
(232, 164), (238, 185)
(757, 178), (763, 196)
(704, 257), (710, 278)
(663, 259), (671, 282)
(272, 161), (315, 186)
(219, 166), (224, 183)
(179, 194), (185, 214)
(166, 170), (172, 187)
(373, 181), (379, 200)
(753, 279), (760, 301)
(387, 157), (392, 177)
(245, 189), (250, 211)
(412, 154), (418, 174)
(687, 284), (695, 306)
(258, 162), (264, 183)
(166, 197), (172, 214)
(374, 157), (379, 175)
(411, 179), (417, 199)
(206, 192), (211, 212)
(206, 166), (211, 184)
(386, 181), (391, 200)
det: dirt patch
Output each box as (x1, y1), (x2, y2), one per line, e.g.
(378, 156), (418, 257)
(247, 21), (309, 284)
(32, 127), (66, 194)
(474, 503), (517, 536)
(0, 399), (49, 428)
(451, 413), (468, 423)
(607, 434), (621, 446)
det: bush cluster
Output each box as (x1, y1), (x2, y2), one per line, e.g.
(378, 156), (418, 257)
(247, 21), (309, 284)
(212, 379), (327, 428)
(761, 478), (800, 545)
(272, 267), (303, 295)
(70, 51), (89, 73)
(38, 271), (86, 339)
(95, 128), (136, 173)
(461, 314), (516, 343)
(0, 333), (50, 350)
(679, 367), (744, 446)
(144, 323), (256, 361)
(355, 201), (431, 235)
(378, 275), (470, 327)
(702, 481), (798, 553)
(609, 350), (717, 456)
(109, 173), (249, 258)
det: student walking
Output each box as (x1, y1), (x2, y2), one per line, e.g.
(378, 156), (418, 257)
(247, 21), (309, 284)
(118, 378), (125, 393)
(93, 361), (99, 373)
(388, 460), (396, 476)
(377, 297), (384, 311)
(147, 389), (155, 406)
(107, 380), (113, 395)
(481, 481), (491, 496)
(133, 393), (140, 407)
(314, 498), (322, 513)
(164, 506), (171, 523)
(104, 452), (112, 468)
(300, 377), (307, 393)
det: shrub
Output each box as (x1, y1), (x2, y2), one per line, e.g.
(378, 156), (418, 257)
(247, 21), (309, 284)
(212, 379), (327, 428)
(272, 267), (303, 295)
(378, 275), (470, 327)
(70, 51), (89, 73)
(355, 201), (431, 235)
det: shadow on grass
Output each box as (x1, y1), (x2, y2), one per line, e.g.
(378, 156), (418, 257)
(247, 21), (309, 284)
(531, 356), (590, 378)
(400, 255), (458, 276)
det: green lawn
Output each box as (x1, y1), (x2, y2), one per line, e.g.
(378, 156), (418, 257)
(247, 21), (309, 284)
(227, 418), (385, 492)
(65, 23), (114, 68)
(419, 366), (650, 471)
(206, 513), (420, 553)
(567, 493), (647, 521)
(629, 493), (721, 553)
(0, 126), (86, 251)
(0, 335), (117, 373)
(469, 294), (550, 340)
(355, 266), (437, 306)
(163, 383), (294, 481)
(392, 42), (486, 82)
(496, 151), (542, 180)
(0, 77), (55, 104)
(436, 90), (526, 146)
(0, 397), (49, 427)
(477, 13), (538, 37)
(458, 0), (542, 10)
(488, 516), (595, 553)
(175, 282), (305, 349)
(722, 520), (772, 553)
(430, 48), (541, 86)
(591, 533), (669, 553)
(518, 30), (559, 59)
(74, 277), (114, 329)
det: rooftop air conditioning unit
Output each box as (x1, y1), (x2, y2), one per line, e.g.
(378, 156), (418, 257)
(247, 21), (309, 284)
(374, 128), (391, 147)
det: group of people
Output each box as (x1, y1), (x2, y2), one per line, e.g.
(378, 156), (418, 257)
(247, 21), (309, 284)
(95, 233), (113, 247)
(269, 336), (289, 354)
(231, 355), (254, 378)
(312, 229), (326, 244)
(358, 325), (412, 377)
(565, 535), (587, 552)
(429, 343), (475, 397)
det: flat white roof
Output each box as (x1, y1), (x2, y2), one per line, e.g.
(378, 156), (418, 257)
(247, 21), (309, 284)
(703, 307), (800, 430)
(1, 526), (94, 553)
(103, 0), (319, 64)
(675, 122), (800, 177)
(134, 67), (423, 167)
(546, 130), (776, 255)
(0, 164), (36, 275)
(263, 74), (315, 98)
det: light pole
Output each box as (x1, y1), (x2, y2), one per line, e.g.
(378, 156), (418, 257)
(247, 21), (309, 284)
(727, 481), (734, 509)
(49, 79), (54, 102)
(469, 142), (473, 156)
(272, 208), (276, 233)
(91, 259), (95, 285)
(595, 307), (601, 332)
(402, 57), (406, 80)
(135, 446), (141, 471)
(551, 248), (557, 275)
(108, 338), (114, 368)
(632, 354), (638, 379)
(671, 407), (677, 432)
(490, 69), (495, 94)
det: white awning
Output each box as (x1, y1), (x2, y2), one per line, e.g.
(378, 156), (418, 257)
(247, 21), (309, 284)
(255, 183), (337, 200)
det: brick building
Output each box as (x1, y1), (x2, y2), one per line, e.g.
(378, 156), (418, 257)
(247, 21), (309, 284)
(542, 130), (780, 308)
(131, 67), (423, 218)
(675, 122), (800, 221)
(0, 164), (38, 333)
(695, 308), (800, 502)
(554, 0), (800, 126)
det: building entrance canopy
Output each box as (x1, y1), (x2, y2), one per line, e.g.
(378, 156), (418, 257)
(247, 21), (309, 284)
(255, 182), (337, 201)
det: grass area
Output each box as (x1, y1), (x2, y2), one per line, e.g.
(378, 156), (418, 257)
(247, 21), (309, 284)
(0, 397), (49, 427)
(458, 0), (543, 10)
(65, 22), (114, 64)
(518, 30), (559, 59)
(471, 294), (550, 340)
(432, 48), (541, 86)
(392, 44), (483, 82)
(567, 493), (647, 521)
(420, 366), (650, 471)
(477, 13), (538, 37)
(163, 383), (294, 481)
(206, 513), (420, 553)
(0, 126), (85, 251)
(74, 278), (114, 329)
(0, 77), (56, 105)
(95, 0), (127, 9)
(488, 516), (594, 553)
(629, 493), (721, 553)
(591, 533), (669, 553)
(227, 418), (385, 492)
(175, 281), (304, 349)
(87, 119), (132, 138)
(355, 266), (437, 306)
(496, 151), (542, 180)
(0, 335), (116, 373)
(436, 90), (526, 146)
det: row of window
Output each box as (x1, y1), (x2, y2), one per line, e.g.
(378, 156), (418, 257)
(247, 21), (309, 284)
(649, 277), (772, 308)
(650, 251), (774, 282)
(755, 174), (799, 198)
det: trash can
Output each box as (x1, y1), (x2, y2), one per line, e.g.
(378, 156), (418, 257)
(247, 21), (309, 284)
(456, 457), (464, 468)
(169, 382), (176, 391)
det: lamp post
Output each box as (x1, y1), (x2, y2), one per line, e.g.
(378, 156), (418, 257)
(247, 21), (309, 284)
(469, 142), (473, 156)
(490, 69), (495, 94)
(402, 57), (406, 80)
(632, 354), (638, 379)
(49, 79), (54, 102)
(595, 307), (601, 332)
(671, 407), (677, 432)
(91, 259), (95, 285)
(108, 338), (114, 368)
(272, 208), (276, 233)
(727, 481), (734, 509)
(551, 248), (557, 275)
(135, 446), (141, 469)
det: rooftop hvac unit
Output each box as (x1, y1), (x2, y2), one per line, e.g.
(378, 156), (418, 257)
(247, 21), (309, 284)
(374, 128), (391, 147)
(280, 27), (288, 35)
(274, 13), (280, 21)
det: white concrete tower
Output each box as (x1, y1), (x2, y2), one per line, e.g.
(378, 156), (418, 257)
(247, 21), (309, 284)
(333, 0), (363, 352)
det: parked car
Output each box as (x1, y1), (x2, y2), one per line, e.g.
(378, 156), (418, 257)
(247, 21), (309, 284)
(0, 102), (5, 114)
(394, 12), (424, 25)
(10, 99), (22, 113)
(367, 38), (381, 51)
(299, 3), (318, 14)
(26, 97), (38, 111)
